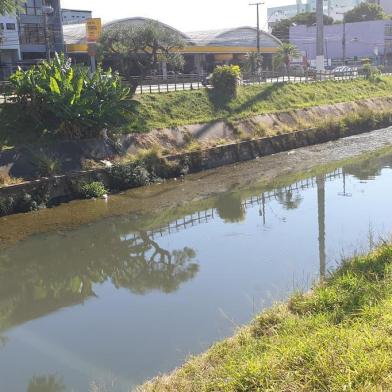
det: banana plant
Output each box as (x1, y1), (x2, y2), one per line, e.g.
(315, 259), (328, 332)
(9, 53), (131, 139)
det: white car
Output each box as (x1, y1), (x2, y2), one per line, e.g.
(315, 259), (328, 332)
(333, 66), (358, 77)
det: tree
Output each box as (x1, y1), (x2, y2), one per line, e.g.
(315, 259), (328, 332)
(273, 43), (301, 75)
(0, 0), (24, 45)
(241, 52), (264, 75)
(272, 12), (334, 42)
(292, 12), (334, 26)
(98, 21), (185, 85)
(344, 2), (386, 23)
(0, 0), (22, 14)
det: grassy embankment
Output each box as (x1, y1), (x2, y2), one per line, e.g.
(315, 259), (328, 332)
(2, 77), (392, 150)
(140, 244), (392, 391)
(126, 77), (392, 132)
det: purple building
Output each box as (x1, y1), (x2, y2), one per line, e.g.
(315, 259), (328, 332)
(290, 20), (392, 66)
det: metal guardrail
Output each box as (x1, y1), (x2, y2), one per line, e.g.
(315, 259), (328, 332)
(123, 68), (392, 94)
(123, 73), (205, 94)
(2, 68), (392, 101)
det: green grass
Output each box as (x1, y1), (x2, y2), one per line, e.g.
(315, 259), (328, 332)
(139, 244), (392, 392)
(125, 77), (392, 132)
(3, 77), (392, 149)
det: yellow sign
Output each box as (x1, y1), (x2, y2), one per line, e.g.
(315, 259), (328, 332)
(86, 18), (102, 43)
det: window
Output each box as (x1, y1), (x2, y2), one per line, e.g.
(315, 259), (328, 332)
(20, 23), (45, 44)
(385, 25), (392, 36)
(0, 23), (4, 31)
(6, 23), (16, 30)
(385, 39), (392, 53)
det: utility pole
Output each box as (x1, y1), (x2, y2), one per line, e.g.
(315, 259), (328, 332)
(336, 12), (346, 65)
(42, 5), (54, 62)
(316, 0), (324, 71)
(249, 2), (264, 54)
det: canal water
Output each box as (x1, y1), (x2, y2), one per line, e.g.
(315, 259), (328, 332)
(1, 147), (392, 391)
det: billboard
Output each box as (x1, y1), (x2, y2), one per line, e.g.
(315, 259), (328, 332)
(86, 18), (102, 43)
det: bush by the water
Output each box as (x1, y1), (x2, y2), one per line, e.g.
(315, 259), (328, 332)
(110, 162), (152, 190)
(210, 65), (241, 99)
(9, 53), (131, 139)
(80, 181), (107, 199)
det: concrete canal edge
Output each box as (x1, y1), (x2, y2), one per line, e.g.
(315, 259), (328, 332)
(0, 122), (389, 217)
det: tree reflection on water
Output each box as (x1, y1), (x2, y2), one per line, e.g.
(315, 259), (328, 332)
(0, 227), (198, 335)
(27, 375), (66, 392)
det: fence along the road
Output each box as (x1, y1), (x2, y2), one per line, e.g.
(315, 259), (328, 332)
(123, 73), (204, 94)
(2, 67), (392, 101)
(123, 68), (392, 94)
(0, 82), (13, 104)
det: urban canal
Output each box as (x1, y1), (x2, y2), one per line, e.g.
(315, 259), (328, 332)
(1, 130), (392, 391)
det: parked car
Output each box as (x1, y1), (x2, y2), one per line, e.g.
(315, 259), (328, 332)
(332, 66), (358, 77)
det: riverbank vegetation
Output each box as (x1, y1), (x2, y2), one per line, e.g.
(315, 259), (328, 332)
(2, 74), (392, 149)
(126, 76), (392, 132)
(140, 243), (392, 391)
(1, 53), (131, 145)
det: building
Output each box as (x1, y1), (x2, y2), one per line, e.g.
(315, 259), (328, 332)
(0, 15), (21, 79)
(268, 0), (362, 27)
(61, 9), (92, 25)
(64, 17), (282, 74)
(268, 1), (309, 27)
(378, 0), (392, 14)
(290, 19), (392, 67)
(14, 0), (64, 61)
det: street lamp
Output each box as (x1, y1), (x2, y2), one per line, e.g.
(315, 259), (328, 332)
(42, 5), (54, 62)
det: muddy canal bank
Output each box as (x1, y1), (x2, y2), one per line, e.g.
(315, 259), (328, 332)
(1, 126), (392, 247)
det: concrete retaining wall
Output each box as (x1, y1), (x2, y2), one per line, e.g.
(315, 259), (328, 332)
(0, 122), (380, 217)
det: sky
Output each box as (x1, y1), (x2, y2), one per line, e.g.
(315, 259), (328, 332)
(61, 0), (294, 32)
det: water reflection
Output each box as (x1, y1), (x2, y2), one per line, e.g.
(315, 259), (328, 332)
(344, 152), (392, 181)
(0, 170), (339, 336)
(27, 375), (66, 392)
(1, 149), (392, 391)
(275, 189), (303, 210)
(0, 229), (198, 336)
(215, 194), (246, 223)
(317, 176), (326, 280)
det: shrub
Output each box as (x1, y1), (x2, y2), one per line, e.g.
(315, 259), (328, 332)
(80, 181), (107, 199)
(361, 64), (382, 82)
(210, 65), (241, 99)
(0, 196), (15, 216)
(110, 162), (152, 190)
(18, 193), (40, 212)
(9, 53), (131, 139)
(32, 153), (61, 177)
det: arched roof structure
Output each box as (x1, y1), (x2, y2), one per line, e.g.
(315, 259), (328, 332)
(64, 17), (281, 54)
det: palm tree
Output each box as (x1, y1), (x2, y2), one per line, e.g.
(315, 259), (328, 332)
(273, 43), (301, 79)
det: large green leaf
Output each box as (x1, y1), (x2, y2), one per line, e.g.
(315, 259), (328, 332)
(49, 77), (61, 95)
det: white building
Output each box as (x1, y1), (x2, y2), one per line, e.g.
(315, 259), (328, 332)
(268, 0), (362, 27)
(61, 9), (92, 25)
(379, 0), (392, 14)
(0, 15), (21, 78)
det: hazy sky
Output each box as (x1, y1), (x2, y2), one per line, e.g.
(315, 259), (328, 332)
(61, 0), (294, 32)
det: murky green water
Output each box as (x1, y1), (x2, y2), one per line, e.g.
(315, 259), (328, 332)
(1, 148), (392, 391)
